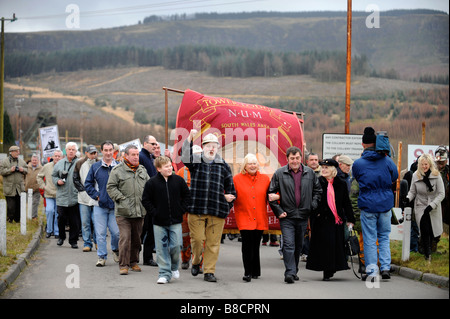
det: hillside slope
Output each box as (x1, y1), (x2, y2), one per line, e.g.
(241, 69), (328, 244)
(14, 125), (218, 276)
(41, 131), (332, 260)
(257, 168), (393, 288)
(7, 10), (449, 79)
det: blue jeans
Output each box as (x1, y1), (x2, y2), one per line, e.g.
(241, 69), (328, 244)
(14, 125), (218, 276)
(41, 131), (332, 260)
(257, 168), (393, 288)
(360, 209), (392, 276)
(93, 206), (119, 259)
(279, 218), (307, 277)
(45, 198), (58, 236)
(153, 223), (182, 280)
(79, 204), (96, 248)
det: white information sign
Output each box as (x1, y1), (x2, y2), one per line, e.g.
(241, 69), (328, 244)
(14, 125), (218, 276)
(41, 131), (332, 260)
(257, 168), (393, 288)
(407, 144), (448, 169)
(119, 139), (142, 152)
(39, 125), (60, 159)
(322, 133), (364, 160)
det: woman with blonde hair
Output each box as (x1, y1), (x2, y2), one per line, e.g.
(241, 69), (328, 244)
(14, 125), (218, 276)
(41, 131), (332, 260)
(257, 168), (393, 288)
(233, 153), (275, 282)
(406, 154), (445, 261)
(306, 159), (355, 281)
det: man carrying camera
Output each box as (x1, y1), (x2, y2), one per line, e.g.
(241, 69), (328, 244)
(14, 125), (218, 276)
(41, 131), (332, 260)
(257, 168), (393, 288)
(0, 145), (28, 222)
(52, 142), (80, 248)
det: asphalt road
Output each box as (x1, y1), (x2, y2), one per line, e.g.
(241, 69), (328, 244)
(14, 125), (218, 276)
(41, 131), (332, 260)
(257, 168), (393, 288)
(1, 233), (448, 303)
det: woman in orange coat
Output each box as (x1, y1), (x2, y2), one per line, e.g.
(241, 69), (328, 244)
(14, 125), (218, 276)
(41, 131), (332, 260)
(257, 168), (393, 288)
(233, 153), (276, 282)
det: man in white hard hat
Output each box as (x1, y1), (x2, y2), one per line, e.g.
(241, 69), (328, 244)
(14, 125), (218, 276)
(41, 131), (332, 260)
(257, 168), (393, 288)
(181, 130), (236, 282)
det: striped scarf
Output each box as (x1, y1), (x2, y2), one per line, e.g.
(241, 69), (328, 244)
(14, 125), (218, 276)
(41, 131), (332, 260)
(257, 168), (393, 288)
(124, 157), (139, 172)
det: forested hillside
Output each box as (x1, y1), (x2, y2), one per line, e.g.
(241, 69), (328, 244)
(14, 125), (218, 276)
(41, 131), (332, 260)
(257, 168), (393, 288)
(6, 10), (449, 81)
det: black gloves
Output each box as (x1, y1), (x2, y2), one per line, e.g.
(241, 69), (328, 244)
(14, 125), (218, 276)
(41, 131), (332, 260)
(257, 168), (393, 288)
(423, 205), (432, 215)
(402, 198), (409, 208)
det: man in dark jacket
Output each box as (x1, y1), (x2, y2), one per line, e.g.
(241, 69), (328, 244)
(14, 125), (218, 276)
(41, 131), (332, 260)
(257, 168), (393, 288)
(85, 141), (120, 267)
(142, 156), (190, 284)
(268, 146), (322, 283)
(139, 135), (158, 266)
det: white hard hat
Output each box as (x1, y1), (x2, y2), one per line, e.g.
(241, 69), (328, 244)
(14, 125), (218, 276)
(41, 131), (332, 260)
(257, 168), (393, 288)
(202, 133), (219, 145)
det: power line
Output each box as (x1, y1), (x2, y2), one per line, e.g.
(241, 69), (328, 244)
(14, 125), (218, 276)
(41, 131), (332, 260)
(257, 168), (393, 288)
(19, 0), (266, 20)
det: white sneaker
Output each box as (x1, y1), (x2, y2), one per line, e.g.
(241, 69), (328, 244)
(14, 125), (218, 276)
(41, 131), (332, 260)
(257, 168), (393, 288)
(172, 270), (180, 279)
(96, 258), (106, 267)
(157, 277), (168, 284)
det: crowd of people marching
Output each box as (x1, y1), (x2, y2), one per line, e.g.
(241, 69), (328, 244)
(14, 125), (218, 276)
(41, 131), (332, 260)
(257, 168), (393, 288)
(1, 127), (448, 284)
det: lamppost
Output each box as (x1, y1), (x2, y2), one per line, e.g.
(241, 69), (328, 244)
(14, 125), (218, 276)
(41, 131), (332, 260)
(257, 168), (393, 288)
(1, 14), (18, 152)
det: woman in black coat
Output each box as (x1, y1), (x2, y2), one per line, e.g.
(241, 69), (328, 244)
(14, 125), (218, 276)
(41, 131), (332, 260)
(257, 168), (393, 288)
(306, 159), (355, 281)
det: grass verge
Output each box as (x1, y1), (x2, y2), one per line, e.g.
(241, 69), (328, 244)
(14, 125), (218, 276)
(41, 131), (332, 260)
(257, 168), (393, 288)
(0, 216), (41, 275)
(390, 233), (449, 278)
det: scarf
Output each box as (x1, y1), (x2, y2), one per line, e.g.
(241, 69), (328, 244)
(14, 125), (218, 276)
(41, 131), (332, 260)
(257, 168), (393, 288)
(327, 178), (342, 225)
(422, 169), (434, 192)
(124, 157), (139, 172)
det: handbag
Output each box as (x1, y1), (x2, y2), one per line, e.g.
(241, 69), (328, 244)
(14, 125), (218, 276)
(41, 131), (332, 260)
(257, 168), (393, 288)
(345, 230), (360, 256)
(345, 229), (361, 279)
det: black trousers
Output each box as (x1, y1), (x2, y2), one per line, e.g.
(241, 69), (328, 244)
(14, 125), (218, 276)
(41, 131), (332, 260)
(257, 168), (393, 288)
(6, 195), (21, 223)
(420, 212), (433, 257)
(57, 204), (81, 245)
(240, 230), (263, 277)
(141, 213), (155, 262)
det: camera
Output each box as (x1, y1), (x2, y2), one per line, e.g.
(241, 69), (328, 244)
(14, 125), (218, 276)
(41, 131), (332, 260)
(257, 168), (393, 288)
(15, 166), (20, 172)
(61, 171), (68, 182)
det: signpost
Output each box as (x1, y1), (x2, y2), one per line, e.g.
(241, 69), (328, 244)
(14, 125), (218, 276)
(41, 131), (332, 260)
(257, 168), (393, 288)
(322, 133), (363, 160)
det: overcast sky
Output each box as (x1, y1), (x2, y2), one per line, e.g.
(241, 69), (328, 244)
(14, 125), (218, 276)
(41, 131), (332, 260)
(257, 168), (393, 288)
(1, 0), (448, 33)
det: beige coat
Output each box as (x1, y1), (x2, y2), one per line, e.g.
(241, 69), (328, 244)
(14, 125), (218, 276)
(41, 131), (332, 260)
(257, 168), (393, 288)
(0, 155), (28, 196)
(25, 162), (42, 193)
(37, 162), (57, 198)
(407, 171), (445, 237)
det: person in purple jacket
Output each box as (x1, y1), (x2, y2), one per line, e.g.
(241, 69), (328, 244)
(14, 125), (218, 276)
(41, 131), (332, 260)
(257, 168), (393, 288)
(352, 127), (398, 281)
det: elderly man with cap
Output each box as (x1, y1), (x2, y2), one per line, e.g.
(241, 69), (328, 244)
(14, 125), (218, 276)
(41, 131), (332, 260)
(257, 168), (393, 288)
(73, 144), (99, 252)
(337, 155), (354, 193)
(181, 130), (236, 282)
(352, 127), (398, 280)
(1, 145), (28, 222)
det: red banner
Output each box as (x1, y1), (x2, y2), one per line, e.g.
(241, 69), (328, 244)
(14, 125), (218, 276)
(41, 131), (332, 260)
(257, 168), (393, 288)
(173, 89), (304, 231)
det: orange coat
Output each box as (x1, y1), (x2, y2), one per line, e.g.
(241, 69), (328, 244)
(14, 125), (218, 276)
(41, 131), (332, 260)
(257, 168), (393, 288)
(233, 171), (270, 231)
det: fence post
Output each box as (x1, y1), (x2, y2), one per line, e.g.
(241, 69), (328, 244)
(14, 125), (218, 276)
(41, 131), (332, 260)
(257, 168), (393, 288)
(401, 207), (412, 261)
(20, 192), (27, 235)
(0, 199), (6, 256)
(27, 188), (33, 220)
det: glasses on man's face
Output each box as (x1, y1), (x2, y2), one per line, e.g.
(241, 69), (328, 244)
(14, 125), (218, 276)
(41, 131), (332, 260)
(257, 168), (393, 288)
(150, 143), (158, 146)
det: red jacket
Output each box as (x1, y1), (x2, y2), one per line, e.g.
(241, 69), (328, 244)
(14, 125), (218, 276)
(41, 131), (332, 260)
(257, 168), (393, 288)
(233, 171), (270, 230)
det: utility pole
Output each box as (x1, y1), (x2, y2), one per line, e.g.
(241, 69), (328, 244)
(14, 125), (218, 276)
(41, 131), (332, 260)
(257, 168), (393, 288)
(1, 14), (18, 152)
(345, 0), (352, 134)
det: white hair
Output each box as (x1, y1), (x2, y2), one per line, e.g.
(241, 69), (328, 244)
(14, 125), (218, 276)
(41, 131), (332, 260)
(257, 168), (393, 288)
(65, 142), (78, 151)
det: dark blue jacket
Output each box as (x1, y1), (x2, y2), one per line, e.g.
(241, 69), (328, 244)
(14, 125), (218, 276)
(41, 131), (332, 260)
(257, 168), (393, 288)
(139, 148), (157, 178)
(84, 160), (119, 209)
(352, 148), (398, 213)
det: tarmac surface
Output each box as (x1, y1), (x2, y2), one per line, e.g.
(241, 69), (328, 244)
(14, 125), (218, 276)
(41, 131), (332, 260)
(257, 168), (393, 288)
(1, 227), (448, 302)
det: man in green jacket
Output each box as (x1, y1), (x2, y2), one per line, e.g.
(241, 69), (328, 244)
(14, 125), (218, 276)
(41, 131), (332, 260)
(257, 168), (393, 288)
(107, 144), (150, 275)
(0, 145), (28, 222)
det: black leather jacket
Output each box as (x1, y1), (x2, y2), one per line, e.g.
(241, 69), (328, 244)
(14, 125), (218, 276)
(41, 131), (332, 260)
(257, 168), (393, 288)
(268, 164), (322, 219)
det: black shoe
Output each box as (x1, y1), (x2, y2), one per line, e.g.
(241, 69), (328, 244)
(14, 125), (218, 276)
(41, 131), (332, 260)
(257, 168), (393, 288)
(381, 270), (391, 279)
(46, 232), (52, 238)
(204, 273), (217, 282)
(243, 275), (251, 282)
(57, 239), (64, 246)
(293, 275), (299, 281)
(71, 244), (78, 249)
(251, 275), (259, 279)
(191, 264), (200, 276)
(143, 259), (158, 266)
(284, 275), (295, 284)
